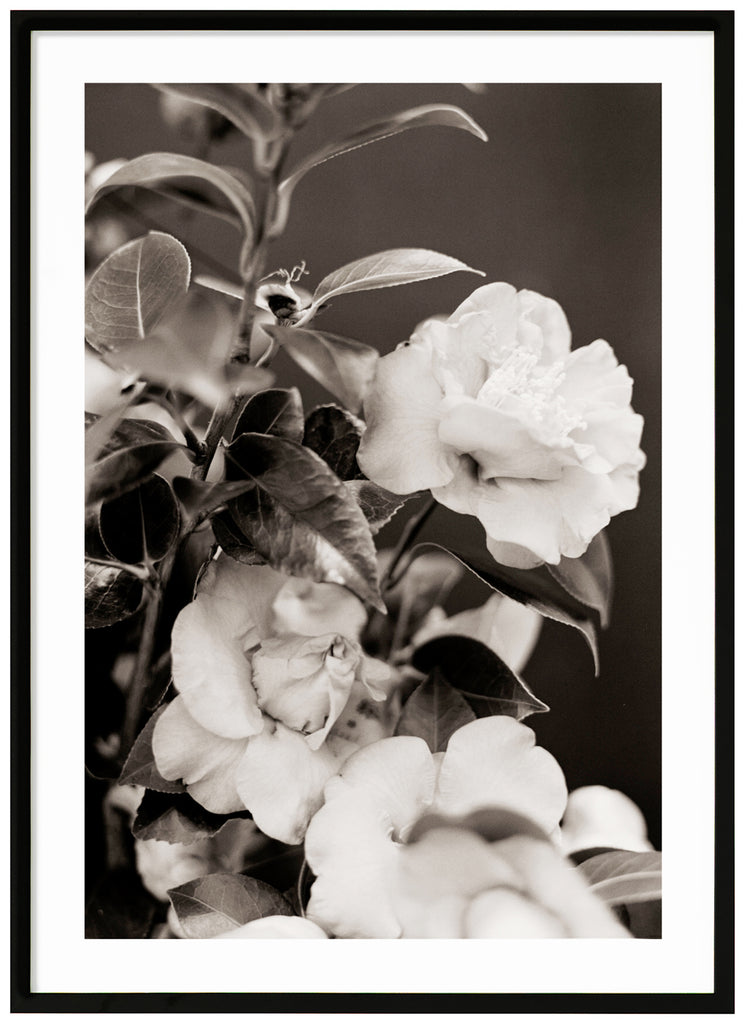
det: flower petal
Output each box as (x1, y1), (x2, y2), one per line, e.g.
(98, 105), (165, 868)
(335, 735), (437, 840)
(171, 599), (263, 739)
(495, 835), (631, 937)
(517, 289), (572, 361)
(434, 717), (567, 835)
(234, 722), (342, 845)
(357, 343), (456, 493)
(270, 576), (368, 639)
(305, 790), (402, 938)
(214, 916), (328, 939)
(463, 886), (568, 937)
(560, 785), (653, 854)
(151, 696), (249, 814)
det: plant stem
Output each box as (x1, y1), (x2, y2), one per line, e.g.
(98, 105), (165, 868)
(380, 495), (438, 593)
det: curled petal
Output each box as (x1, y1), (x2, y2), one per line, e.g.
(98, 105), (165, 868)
(463, 886), (568, 938)
(234, 722), (342, 845)
(434, 717), (567, 835)
(560, 785), (653, 854)
(151, 696), (249, 814)
(171, 599), (263, 739)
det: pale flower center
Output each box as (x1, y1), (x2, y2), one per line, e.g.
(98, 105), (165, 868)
(477, 346), (585, 440)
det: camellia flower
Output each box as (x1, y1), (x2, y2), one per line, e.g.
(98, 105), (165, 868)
(357, 283), (645, 568)
(214, 917), (329, 940)
(303, 716), (599, 938)
(152, 556), (397, 845)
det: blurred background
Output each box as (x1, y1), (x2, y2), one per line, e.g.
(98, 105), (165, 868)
(86, 83), (661, 847)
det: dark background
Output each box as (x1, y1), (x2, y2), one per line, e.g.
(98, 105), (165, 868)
(86, 84), (661, 847)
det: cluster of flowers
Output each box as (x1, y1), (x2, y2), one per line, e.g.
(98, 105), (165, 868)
(120, 281), (650, 939)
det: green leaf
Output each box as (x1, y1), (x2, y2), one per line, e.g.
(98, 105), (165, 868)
(395, 671), (476, 752)
(303, 404), (364, 480)
(99, 474), (180, 564)
(412, 636), (548, 721)
(85, 232), (191, 355)
(85, 560), (143, 628)
(578, 850), (661, 906)
(305, 248), (484, 315)
(132, 789), (251, 844)
(107, 284), (273, 406)
(86, 153), (256, 246)
(86, 416), (191, 504)
(345, 480), (410, 535)
(263, 325), (378, 414)
(118, 706), (186, 793)
(273, 104), (488, 234)
(232, 387), (304, 442)
(168, 872), (293, 939)
(224, 432), (384, 611)
(153, 84), (283, 144)
(547, 531), (613, 628)
(410, 542), (601, 675)
(172, 477), (257, 519)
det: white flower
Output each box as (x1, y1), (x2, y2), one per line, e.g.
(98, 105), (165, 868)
(357, 283), (645, 568)
(152, 556), (397, 845)
(560, 785), (654, 854)
(304, 717), (570, 938)
(214, 916), (328, 939)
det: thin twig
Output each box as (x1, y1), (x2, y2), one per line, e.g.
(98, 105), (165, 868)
(380, 495), (438, 594)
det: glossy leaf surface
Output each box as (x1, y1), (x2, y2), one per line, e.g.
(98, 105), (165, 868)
(225, 432), (383, 610)
(99, 474), (180, 564)
(118, 707), (186, 793)
(412, 636), (548, 721)
(85, 561), (143, 629)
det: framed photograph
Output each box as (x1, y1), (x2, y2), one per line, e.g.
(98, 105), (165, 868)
(12, 10), (733, 1014)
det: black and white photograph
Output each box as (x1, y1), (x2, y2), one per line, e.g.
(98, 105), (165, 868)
(15, 13), (731, 1011)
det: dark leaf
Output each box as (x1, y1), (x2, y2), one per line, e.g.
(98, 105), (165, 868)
(412, 636), (548, 721)
(303, 404), (364, 480)
(233, 387), (304, 442)
(168, 872), (293, 939)
(547, 531), (613, 628)
(85, 868), (160, 939)
(85, 561), (143, 628)
(578, 850), (661, 905)
(172, 476), (258, 518)
(410, 542), (600, 674)
(85, 232), (191, 354)
(86, 153), (256, 244)
(99, 474), (180, 564)
(345, 480), (410, 534)
(225, 433), (383, 611)
(615, 899), (662, 939)
(211, 510), (264, 565)
(84, 509), (109, 560)
(132, 789), (251, 844)
(395, 671), (476, 752)
(263, 325), (378, 414)
(118, 706), (185, 793)
(154, 84), (283, 143)
(86, 416), (191, 504)
(274, 105), (488, 234)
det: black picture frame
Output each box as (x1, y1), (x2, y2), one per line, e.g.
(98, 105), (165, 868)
(11, 9), (734, 1014)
